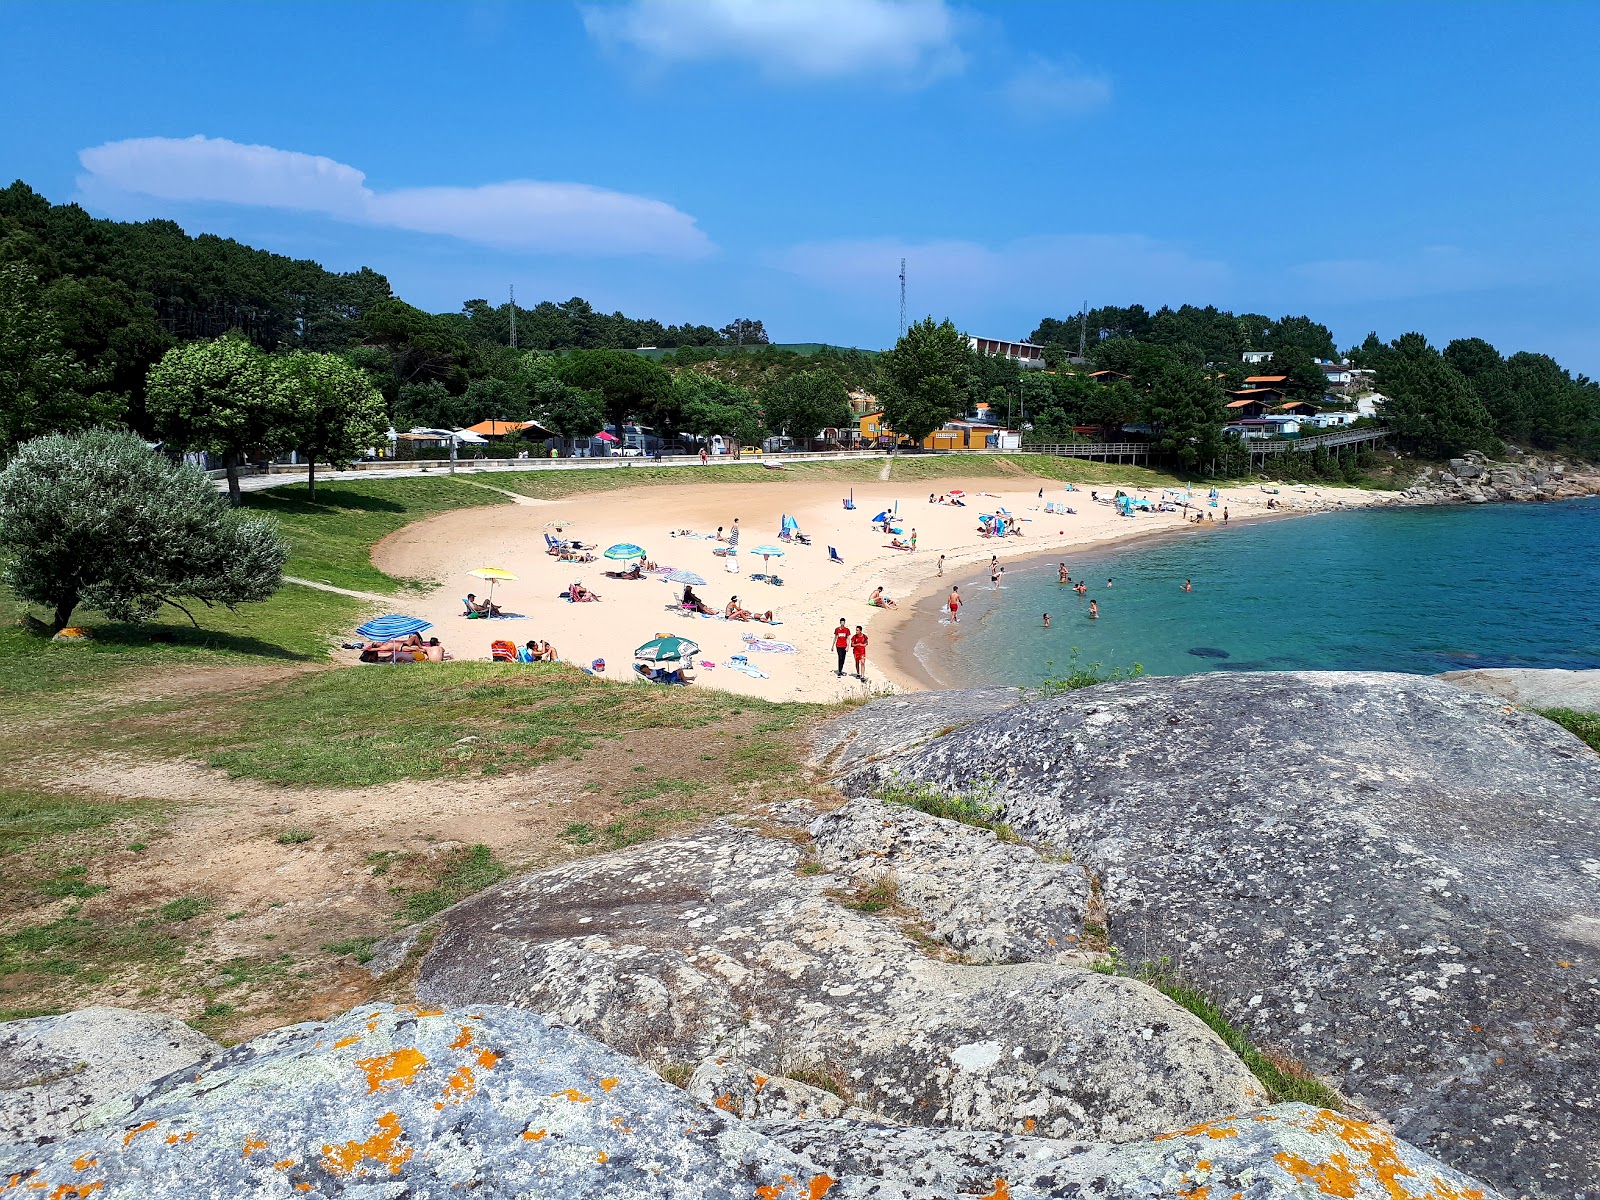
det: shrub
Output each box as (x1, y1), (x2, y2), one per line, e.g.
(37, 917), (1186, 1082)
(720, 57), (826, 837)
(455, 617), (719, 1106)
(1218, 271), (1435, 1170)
(0, 429), (287, 630)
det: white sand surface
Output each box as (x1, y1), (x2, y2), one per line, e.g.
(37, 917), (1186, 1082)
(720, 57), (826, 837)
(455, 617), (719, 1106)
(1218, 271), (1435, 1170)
(371, 472), (1390, 701)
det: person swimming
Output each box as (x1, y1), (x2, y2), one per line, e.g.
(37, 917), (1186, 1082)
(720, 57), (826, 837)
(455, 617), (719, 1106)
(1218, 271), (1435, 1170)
(1089, 600), (1099, 619)
(1042, 613), (1051, 628)
(1182, 579), (1193, 592)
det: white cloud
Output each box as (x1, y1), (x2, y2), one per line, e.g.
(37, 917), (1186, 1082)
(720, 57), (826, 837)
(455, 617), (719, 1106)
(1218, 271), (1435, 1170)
(580, 0), (964, 82)
(76, 135), (713, 258)
(771, 234), (1229, 318)
(1004, 56), (1111, 116)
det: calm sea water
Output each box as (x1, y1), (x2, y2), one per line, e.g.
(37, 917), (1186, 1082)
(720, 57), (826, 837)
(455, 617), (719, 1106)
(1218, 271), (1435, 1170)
(910, 497), (1600, 687)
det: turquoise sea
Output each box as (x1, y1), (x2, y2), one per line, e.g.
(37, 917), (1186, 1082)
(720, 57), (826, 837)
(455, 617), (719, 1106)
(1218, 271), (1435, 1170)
(907, 497), (1600, 688)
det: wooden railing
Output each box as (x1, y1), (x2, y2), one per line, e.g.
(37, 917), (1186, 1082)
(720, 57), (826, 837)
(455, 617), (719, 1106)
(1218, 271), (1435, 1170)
(1245, 428), (1389, 455)
(1009, 443), (1151, 460)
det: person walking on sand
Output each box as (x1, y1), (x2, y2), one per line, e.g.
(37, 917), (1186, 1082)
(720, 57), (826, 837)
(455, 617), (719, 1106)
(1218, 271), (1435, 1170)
(948, 586), (961, 622)
(851, 625), (869, 679)
(833, 617), (850, 677)
(1089, 600), (1099, 620)
(937, 554), (946, 577)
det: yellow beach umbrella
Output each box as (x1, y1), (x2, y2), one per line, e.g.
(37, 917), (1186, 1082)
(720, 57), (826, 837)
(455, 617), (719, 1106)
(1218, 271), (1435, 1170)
(467, 566), (517, 607)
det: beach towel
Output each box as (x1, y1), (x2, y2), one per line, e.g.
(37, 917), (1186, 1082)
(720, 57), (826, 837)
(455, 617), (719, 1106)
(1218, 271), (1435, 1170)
(725, 655), (769, 679)
(741, 636), (797, 653)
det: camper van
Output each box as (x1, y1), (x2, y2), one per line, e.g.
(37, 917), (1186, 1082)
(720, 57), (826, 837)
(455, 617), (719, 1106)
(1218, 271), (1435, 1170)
(611, 424), (663, 457)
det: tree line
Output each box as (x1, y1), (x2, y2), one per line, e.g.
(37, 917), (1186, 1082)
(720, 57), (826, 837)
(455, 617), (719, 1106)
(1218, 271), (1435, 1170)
(1029, 302), (1600, 460)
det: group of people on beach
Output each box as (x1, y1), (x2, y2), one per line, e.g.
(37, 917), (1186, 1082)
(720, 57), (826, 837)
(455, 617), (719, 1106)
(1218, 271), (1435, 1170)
(832, 618), (869, 679)
(352, 633), (448, 663)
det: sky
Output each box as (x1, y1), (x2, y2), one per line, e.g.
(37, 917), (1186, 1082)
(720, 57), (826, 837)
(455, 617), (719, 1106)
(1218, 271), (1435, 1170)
(3, 0), (1597, 371)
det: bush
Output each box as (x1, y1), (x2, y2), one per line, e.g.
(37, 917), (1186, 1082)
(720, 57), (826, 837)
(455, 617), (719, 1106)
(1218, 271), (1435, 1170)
(0, 429), (288, 630)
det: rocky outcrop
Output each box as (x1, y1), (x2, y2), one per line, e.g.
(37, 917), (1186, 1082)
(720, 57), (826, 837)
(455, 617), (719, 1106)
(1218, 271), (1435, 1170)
(1440, 666), (1600, 713)
(827, 671), (1600, 1199)
(0, 1002), (1501, 1199)
(0, 1007), (218, 1147)
(1400, 448), (1600, 504)
(407, 799), (1271, 1144)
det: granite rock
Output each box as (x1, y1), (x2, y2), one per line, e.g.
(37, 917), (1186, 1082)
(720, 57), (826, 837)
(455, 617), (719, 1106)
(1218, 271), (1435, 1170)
(0, 1007), (218, 1147)
(410, 800), (1271, 1143)
(1439, 666), (1600, 713)
(828, 670), (1600, 1198)
(0, 1003), (852, 1199)
(760, 1104), (1505, 1198)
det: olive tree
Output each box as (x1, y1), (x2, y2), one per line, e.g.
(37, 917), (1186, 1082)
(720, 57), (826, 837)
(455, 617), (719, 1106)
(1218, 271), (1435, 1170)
(0, 429), (287, 631)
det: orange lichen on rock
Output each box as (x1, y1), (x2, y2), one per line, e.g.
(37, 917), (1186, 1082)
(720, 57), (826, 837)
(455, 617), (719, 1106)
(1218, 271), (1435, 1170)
(551, 1088), (592, 1103)
(599, 1076), (619, 1092)
(980, 1182), (1010, 1200)
(476, 1048), (500, 1071)
(1021, 1118), (1035, 1133)
(272, 1160), (294, 1171)
(320, 1112), (414, 1178)
(332, 1035), (362, 1050)
(714, 1094), (739, 1113)
(439, 1065), (476, 1106)
(120, 1122), (159, 1148)
(241, 1136), (268, 1159)
(449, 1026), (474, 1051)
(356, 1047), (428, 1094)
(597, 1151), (609, 1164)
(807, 1177), (837, 1199)
(1154, 1118), (1242, 1142)
(1273, 1109), (1487, 1200)
(48, 1185), (103, 1200)
(67, 1161), (93, 1176)
(399, 1005), (445, 1017)
(522, 1129), (547, 1141)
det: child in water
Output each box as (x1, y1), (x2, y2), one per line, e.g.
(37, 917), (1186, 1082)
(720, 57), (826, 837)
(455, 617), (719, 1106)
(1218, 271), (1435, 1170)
(1089, 600), (1099, 619)
(1043, 613), (1051, 628)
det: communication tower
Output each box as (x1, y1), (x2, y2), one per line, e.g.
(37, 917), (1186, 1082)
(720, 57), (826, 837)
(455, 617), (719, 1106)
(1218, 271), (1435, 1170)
(508, 284), (517, 350)
(898, 258), (907, 340)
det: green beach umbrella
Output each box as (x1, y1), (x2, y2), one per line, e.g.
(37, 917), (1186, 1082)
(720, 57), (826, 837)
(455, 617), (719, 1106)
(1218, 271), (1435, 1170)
(635, 634), (700, 662)
(605, 543), (646, 561)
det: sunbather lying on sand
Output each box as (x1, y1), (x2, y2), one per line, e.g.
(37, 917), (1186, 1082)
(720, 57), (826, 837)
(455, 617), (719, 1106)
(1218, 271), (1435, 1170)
(569, 581), (600, 603)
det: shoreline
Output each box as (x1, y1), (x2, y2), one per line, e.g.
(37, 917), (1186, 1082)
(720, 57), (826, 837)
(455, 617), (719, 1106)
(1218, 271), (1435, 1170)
(370, 473), (1398, 704)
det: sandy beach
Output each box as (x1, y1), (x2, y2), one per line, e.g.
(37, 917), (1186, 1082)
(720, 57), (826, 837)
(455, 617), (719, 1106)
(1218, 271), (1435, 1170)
(371, 469), (1394, 701)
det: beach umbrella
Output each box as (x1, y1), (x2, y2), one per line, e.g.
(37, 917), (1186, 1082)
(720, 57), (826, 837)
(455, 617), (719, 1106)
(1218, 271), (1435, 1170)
(871, 510), (890, 523)
(605, 543), (646, 561)
(666, 570), (707, 586)
(467, 565), (516, 606)
(356, 614), (432, 640)
(948, 489), (965, 497)
(752, 545), (786, 558)
(635, 634), (700, 663)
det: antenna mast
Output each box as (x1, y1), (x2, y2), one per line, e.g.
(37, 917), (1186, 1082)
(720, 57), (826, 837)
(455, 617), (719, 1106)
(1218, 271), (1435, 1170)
(508, 284), (517, 350)
(897, 258), (907, 340)
(1077, 300), (1087, 360)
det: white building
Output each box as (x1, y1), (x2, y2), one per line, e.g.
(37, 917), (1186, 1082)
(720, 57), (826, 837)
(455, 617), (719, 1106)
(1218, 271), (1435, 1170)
(1242, 350), (1274, 364)
(968, 335), (1046, 368)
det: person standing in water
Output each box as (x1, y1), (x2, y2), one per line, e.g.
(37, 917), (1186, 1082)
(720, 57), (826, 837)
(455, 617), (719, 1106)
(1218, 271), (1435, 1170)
(1223, 507), (1230, 525)
(948, 586), (961, 621)
(1106, 578), (1114, 588)
(1182, 579), (1193, 592)
(937, 554), (946, 577)
(1058, 563), (1068, 584)
(1043, 613), (1051, 628)
(1089, 600), (1099, 619)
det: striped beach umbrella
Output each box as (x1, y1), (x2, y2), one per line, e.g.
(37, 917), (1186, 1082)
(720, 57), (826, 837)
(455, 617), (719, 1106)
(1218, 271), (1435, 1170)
(356, 614), (432, 640)
(605, 543), (646, 561)
(666, 570), (707, 586)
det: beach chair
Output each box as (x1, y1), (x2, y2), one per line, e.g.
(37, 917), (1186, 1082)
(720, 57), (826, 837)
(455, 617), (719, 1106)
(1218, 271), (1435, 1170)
(828, 546), (844, 565)
(490, 639), (518, 662)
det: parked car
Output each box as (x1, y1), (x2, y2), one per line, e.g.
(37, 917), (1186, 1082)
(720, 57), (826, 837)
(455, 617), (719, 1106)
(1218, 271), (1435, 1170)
(616, 446), (645, 457)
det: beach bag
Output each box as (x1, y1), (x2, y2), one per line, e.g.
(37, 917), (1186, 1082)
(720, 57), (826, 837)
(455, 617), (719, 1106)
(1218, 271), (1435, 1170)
(490, 640), (518, 662)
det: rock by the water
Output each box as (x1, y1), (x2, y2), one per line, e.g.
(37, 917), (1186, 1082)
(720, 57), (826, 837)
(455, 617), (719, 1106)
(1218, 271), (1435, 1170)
(0, 1003), (848, 1199)
(410, 799), (1271, 1143)
(807, 687), (1023, 774)
(1187, 646), (1230, 659)
(0, 1001), (1502, 1199)
(761, 1104), (1502, 1198)
(1440, 666), (1600, 713)
(828, 671), (1600, 1198)
(0, 1007), (218, 1146)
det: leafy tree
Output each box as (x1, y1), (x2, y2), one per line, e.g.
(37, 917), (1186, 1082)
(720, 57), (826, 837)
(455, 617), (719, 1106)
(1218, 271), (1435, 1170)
(278, 352), (389, 498)
(395, 381), (469, 431)
(0, 428), (287, 630)
(878, 317), (971, 446)
(0, 265), (123, 450)
(1144, 366), (1227, 470)
(535, 382), (606, 442)
(1442, 337), (1503, 381)
(145, 334), (291, 504)
(555, 349), (672, 433)
(761, 369), (852, 439)
(1268, 345), (1329, 404)
(1377, 340), (1493, 458)
(719, 317), (769, 346)
(673, 372), (764, 451)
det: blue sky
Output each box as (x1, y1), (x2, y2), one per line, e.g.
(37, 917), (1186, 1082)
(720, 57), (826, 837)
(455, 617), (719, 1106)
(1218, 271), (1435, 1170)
(3, 1), (1597, 371)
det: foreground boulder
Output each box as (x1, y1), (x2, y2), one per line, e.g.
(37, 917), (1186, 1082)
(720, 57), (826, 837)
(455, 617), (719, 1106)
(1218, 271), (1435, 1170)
(409, 798), (1270, 1142)
(0, 1007), (218, 1146)
(0, 1001), (1499, 1199)
(827, 671), (1600, 1199)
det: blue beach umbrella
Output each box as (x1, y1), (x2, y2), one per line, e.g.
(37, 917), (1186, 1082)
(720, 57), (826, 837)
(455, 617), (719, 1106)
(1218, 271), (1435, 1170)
(605, 543), (646, 561)
(356, 614), (433, 640)
(666, 570), (707, 586)
(752, 545), (786, 558)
